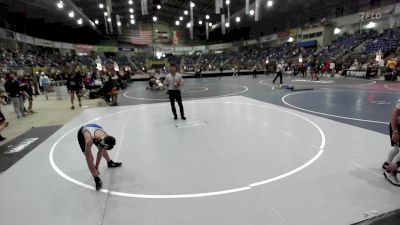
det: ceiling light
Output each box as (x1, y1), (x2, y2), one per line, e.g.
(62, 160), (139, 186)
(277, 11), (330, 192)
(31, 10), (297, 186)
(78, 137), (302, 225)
(104, 12), (108, 16)
(249, 9), (255, 16)
(99, 3), (104, 9)
(205, 15), (210, 20)
(130, 19), (135, 24)
(209, 22), (212, 26)
(190, 2), (195, 8)
(236, 17), (240, 22)
(184, 10), (188, 15)
(288, 37), (294, 42)
(57, 1), (64, 9)
(186, 22), (191, 28)
(225, 22), (230, 28)
(129, 8), (134, 13)
(68, 11), (74, 18)
(267, 0), (273, 7)
(107, 17), (111, 22)
(365, 22), (376, 29)
(226, 0), (230, 5)
(153, 16), (157, 22)
(179, 16), (184, 21)
(77, 18), (83, 25)
(130, 15), (134, 19)
(175, 20), (180, 26)
(199, 20), (203, 25)
(94, 19), (99, 24)
(157, 4), (161, 9)
(128, 0), (133, 4)
(117, 21), (122, 26)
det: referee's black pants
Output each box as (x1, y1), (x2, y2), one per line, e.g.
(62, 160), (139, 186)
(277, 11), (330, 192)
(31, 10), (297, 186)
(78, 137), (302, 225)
(169, 90), (184, 118)
(273, 71), (283, 84)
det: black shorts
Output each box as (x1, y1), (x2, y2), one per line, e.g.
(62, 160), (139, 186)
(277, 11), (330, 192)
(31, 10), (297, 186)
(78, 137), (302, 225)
(77, 127), (86, 152)
(389, 123), (400, 146)
(68, 86), (81, 93)
(0, 111), (5, 123)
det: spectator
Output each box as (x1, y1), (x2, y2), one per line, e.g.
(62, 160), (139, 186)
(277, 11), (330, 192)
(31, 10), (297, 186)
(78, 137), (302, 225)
(20, 76), (35, 114)
(39, 71), (50, 100)
(4, 73), (25, 118)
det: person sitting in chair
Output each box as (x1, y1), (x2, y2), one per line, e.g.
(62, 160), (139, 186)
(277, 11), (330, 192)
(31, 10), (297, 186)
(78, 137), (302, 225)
(99, 76), (118, 106)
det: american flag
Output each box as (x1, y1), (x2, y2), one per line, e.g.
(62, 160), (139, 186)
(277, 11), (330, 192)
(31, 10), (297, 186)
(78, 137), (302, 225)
(131, 27), (153, 45)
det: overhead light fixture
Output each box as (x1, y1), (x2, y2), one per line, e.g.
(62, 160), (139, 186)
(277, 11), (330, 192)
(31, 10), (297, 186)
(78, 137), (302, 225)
(225, 22), (230, 28)
(186, 22), (191, 28)
(250, 9), (255, 16)
(209, 22), (212, 26)
(107, 17), (111, 22)
(104, 12), (108, 16)
(175, 20), (180, 26)
(226, 0), (230, 5)
(129, 8), (134, 13)
(117, 21), (122, 26)
(99, 3), (104, 9)
(130, 19), (135, 24)
(365, 22), (376, 29)
(205, 15), (210, 20)
(288, 37), (294, 42)
(153, 16), (157, 22)
(179, 16), (184, 21)
(94, 19), (99, 24)
(68, 11), (75, 18)
(236, 17), (241, 23)
(334, 28), (341, 34)
(184, 10), (188, 15)
(190, 2), (195, 8)
(57, 1), (64, 9)
(199, 20), (203, 25)
(157, 4), (161, 9)
(267, 0), (273, 7)
(130, 15), (134, 19)
(77, 18), (83, 25)
(128, 0), (133, 4)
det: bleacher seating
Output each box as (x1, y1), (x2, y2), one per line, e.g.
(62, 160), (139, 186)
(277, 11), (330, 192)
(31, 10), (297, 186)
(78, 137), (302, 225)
(364, 28), (400, 54)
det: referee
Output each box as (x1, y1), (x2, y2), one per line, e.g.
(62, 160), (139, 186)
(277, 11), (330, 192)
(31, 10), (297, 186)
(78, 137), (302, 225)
(164, 64), (186, 120)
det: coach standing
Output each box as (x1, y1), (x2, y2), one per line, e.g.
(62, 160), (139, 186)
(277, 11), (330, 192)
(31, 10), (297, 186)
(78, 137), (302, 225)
(164, 64), (186, 120)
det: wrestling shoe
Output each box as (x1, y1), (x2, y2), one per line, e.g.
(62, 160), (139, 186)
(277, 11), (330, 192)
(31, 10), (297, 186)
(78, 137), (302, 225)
(384, 171), (400, 186)
(382, 162), (389, 170)
(94, 177), (102, 191)
(108, 160), (122, 168)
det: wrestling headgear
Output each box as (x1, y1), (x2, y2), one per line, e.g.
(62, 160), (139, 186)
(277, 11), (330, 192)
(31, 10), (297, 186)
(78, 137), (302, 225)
(99, 135), (116, 150)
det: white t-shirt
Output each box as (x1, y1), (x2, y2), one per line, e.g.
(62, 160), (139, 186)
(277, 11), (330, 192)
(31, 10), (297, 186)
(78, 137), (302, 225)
(277, 64), (284, 72)
(164, 73), (184, 90)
